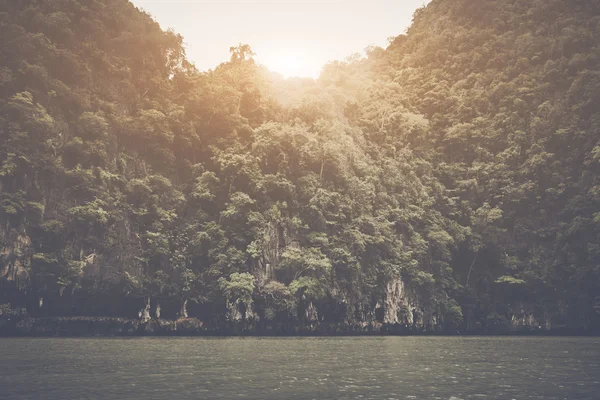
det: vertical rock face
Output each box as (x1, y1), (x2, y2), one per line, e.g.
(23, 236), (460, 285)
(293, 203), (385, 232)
(226, 301), (243, 321)
(305, 301), (318, 322)
(140, 297), (151, 322)
(384, 277), (437, 330)
(0, 199), (146, 309)
(384, 277), (420, 326)
(256, 219), (300, 283)
(244, 304), (257, 321)
(179, 299), (188, 319)
(226, 301), (257, 322)
(384, 278), (405, 324)
(510, 303), (549, 331)
(259, 220), (281, 282)
(511, 313), (538, 330)
(0, 231), (32, 289)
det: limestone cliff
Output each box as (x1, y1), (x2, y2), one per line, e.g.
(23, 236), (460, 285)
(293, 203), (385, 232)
(384, 277), (438, 331)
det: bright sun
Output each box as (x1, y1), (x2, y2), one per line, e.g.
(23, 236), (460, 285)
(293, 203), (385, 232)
(259, 53), (320, 79)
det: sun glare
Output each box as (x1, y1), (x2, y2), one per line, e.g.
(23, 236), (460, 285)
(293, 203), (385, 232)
(259, 53), (320, 79)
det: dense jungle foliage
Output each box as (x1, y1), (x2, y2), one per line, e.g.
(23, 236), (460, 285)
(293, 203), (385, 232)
(1, 0), (599, 333)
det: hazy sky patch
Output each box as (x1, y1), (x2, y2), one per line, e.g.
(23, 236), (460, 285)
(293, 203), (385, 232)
(132, 0), (430, 77)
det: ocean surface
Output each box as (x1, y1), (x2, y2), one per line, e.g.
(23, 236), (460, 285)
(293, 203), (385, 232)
(0, 337), (598, 399)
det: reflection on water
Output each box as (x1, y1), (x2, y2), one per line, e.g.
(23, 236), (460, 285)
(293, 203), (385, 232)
(0, 337), (598, 399)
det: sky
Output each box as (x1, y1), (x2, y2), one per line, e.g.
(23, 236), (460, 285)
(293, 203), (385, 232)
(132, 0), (429, 78)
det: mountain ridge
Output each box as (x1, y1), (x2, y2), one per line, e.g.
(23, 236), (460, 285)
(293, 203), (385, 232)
(0, 0), (598, 335)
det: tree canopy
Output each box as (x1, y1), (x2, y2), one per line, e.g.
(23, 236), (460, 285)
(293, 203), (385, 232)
(0, 0), (598, 334)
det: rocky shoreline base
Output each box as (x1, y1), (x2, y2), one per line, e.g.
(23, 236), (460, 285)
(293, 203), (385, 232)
(0, 316), (593, 337)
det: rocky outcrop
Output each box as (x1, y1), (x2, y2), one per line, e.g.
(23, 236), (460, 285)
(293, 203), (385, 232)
(305, 301), (318, 322)
(179, 299), (188, 318)
(383, 278), (407, 324)
(0, 231), (32, 289)
(155, 302), (161, 319)
(509, 305), (552, 332)
(255, 218), (300, 284)
(383, 277), (438, 332)
(226, 300), (257, 322)
(511, 312), (539, 330)
(139, 296), (151, 322)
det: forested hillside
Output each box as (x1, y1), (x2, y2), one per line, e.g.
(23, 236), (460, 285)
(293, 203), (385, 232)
(1, 0), (599, 334)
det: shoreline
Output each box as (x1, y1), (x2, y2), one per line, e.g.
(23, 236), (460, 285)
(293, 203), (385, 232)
(1, 316), (597, 337)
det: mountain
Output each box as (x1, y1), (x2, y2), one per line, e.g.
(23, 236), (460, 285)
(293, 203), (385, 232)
(0, 0), (598, 335)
